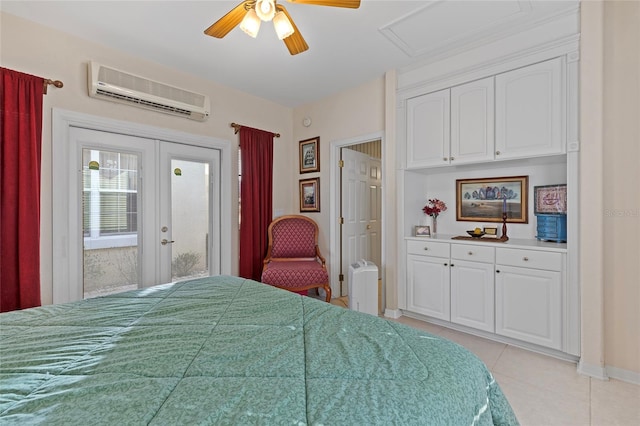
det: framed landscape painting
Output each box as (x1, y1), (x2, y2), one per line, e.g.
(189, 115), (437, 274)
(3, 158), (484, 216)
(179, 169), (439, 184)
(456, 176), (528, 223)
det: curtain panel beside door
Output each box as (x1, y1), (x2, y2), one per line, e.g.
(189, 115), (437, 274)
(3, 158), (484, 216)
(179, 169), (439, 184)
(238, 127), (273, 281)
(0, 67), (44, 312)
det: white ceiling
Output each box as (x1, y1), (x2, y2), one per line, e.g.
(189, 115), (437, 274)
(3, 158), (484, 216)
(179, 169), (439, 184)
(0, 1), (577, 108)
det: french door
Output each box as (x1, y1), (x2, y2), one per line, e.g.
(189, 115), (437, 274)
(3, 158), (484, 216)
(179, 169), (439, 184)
(69, 127), (220, 300)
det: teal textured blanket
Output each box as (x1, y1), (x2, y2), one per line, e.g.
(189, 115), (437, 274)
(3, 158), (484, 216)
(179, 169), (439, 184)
(0, 276), (518, 425)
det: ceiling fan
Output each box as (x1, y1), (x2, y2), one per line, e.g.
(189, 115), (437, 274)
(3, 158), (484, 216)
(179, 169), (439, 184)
(204, 0), (361, 55)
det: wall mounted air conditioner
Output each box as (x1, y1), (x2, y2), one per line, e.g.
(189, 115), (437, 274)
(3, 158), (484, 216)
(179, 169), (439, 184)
(88, 61), (210, 121)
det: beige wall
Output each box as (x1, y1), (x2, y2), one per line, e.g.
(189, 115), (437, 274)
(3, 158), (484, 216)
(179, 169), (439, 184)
(291, 78), (386, 277)
(0, 12), (294, 304)
(602, 0), (640, 375)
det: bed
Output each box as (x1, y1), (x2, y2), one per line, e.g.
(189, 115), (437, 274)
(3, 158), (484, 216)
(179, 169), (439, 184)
(0, 275), (518, 425)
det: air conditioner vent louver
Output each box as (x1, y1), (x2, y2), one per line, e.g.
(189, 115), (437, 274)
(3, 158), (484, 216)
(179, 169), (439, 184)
(88, 62), (210, 121)
(95, 87), (193, 116)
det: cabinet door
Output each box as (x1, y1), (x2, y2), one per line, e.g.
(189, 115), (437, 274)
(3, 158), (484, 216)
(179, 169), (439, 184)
(450, 77), (495, 164)
(450, 259), (495, 332)
(407, 254), (450, 320)
(495, 58), (563, 159)
(495, 265), (562, 349)
(406, 89), (450, 168)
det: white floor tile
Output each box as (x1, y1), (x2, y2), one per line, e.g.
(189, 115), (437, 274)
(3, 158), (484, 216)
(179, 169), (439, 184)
(493, 345), (590, 403)
(439, 328), (507, 370)
(591, 378), (640, 425)
(494, 371), (590, 426)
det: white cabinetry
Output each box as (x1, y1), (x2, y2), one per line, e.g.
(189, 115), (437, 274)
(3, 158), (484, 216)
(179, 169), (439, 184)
(495, 57), (564, 159)
(495, 248), (563, 350)
(406, 89), (450, 168)
(450, 244), (495, 332)
(451, 77), (495, 164)
(406, 77), (495, 168)
(406, 240), (450, 320)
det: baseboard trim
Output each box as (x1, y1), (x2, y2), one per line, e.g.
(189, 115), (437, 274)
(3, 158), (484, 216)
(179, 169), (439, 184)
(384, 309), (402, 319)
(577, 361), (609, 380)
(606, 366), (640, 386)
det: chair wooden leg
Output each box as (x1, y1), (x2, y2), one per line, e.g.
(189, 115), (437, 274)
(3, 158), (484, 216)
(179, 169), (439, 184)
(323, 285), (332, 302)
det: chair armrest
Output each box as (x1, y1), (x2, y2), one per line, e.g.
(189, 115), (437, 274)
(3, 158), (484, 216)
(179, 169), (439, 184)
(315, 245), (326, 267)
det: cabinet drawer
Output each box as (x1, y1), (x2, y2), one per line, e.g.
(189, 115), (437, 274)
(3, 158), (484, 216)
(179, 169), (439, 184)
(407, 240), (449, 258)
(496, 248), (563, 271)
(451, 244), (495, 263)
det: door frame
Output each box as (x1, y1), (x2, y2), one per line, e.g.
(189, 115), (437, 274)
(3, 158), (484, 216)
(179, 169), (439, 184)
(330, 131), (385, 299)
(52, 109), (233, 304)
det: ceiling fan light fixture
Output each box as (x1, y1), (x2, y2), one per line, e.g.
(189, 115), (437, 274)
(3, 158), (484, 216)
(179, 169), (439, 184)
(273, 11), (294, 40)
(255, 0), (277, 22)
(240, 8), (261, 38)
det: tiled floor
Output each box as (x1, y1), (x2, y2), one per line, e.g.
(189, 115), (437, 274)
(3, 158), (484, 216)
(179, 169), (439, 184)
(329, 297), (640, 426)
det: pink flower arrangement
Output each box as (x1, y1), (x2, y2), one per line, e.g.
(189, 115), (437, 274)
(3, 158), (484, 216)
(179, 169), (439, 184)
(422, 198), (447, 218)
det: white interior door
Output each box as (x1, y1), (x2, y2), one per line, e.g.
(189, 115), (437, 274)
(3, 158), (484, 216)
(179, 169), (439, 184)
(341, 148), (371, 297)
(66, 127), (220, 300)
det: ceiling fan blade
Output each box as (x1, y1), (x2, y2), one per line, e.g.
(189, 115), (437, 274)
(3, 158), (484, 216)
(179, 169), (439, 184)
(286, 0), (360, 8)
(204, 1), (251, 38)
(277, 5), (309, 55)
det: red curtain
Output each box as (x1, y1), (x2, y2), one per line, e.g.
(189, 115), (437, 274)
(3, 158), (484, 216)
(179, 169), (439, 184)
(238, 127), (273, 281)
(0, 68), (44, 312)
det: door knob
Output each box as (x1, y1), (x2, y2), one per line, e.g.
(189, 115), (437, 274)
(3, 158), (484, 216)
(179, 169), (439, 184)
(161, 239), (175, 245)
(366, 224), (371, 229)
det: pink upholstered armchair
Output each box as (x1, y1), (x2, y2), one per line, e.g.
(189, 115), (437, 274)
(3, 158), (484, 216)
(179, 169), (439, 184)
(261, 215), (332, 302)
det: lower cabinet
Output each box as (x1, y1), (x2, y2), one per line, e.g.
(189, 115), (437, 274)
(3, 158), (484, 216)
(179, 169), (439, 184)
(406, 240), (450, 320)
(450, 244), (495, 332)
(405, 240), (566, 352)
(495, 248), (563, 350)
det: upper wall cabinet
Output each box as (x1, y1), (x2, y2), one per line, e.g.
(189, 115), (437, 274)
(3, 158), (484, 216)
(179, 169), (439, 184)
(495, 57), (564, 159)
(451, 77), (495, 164)
(406, 89), (450, 168)
(404, 57), (566, 169)
(406, 78), (494, 168)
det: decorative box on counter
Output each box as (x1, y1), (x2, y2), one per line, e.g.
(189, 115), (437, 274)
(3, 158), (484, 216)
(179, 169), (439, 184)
(534, 184), (567, 243)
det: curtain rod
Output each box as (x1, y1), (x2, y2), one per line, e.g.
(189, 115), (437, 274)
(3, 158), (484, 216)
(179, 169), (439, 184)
(43, 78), (64, 95)
(230, 122), (280, 138)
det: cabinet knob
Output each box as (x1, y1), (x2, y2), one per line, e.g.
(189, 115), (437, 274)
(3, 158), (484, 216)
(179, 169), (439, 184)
(496, 270), (501, 273)
(495, 150), (501, 155)
(444, 263), (448, 266)
(443, 157), (448, 162)
(423, 247), (429, 251)
(450, 263), (455, 267)
(523, 257), (529, 261)
(450, 157), (455, 161)
(468, 251), (473, 255)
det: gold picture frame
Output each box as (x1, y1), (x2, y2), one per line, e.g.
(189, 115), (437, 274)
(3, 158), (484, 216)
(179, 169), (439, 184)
(299, 177), (320, 212)
(456, 176), (528, 223)
(299, 137), (320, 174)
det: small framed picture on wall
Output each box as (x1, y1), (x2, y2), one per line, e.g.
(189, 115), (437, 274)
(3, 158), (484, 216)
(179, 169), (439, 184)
(299, 177), (320, 212)
(299, 137), (320, 173)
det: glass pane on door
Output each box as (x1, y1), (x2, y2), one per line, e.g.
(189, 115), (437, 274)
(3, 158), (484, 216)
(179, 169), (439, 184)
(82, 148), (140, 298)
(170, 159), (210, 281)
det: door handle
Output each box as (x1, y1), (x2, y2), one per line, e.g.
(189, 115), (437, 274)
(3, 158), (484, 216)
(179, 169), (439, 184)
(161, 239), (175, 245)
(366, 224), (371, 230)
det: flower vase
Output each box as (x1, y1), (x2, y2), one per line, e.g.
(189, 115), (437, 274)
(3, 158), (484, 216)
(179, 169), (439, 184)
(431, 216), (438, 235)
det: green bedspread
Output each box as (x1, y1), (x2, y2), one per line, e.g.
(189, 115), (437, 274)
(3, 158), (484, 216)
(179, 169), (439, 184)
(0, 276), (518, 425)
